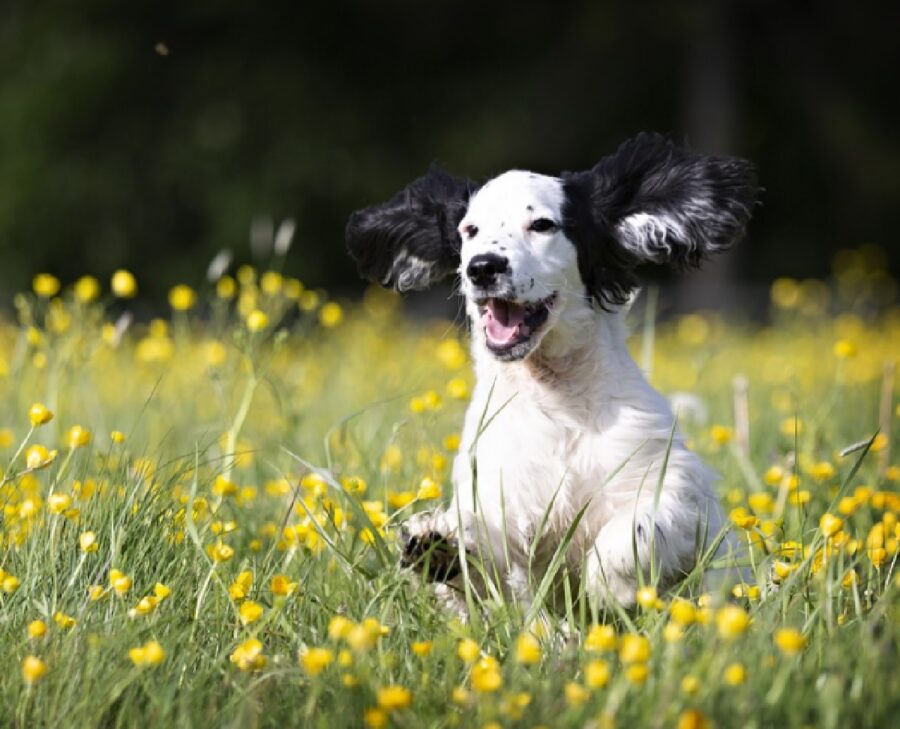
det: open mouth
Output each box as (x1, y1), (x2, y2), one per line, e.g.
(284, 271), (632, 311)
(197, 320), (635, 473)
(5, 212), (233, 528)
(478, 293), (556, 359)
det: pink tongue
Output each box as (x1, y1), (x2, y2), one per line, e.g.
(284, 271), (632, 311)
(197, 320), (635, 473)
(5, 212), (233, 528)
(484, 299), (527, 344)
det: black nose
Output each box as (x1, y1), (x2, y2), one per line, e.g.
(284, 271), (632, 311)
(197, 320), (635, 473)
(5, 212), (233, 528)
(466, 254), (509, 288)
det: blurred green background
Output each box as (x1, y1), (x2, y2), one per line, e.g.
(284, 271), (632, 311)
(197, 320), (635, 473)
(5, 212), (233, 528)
(0, 0), (897, 306)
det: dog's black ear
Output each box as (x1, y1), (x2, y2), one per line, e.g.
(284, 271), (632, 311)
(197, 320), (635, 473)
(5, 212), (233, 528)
(346, 167), (474, 292)
(562, 133), (760, 307)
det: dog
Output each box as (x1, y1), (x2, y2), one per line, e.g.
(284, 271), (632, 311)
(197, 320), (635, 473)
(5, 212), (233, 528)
(346, 133), (758, 614)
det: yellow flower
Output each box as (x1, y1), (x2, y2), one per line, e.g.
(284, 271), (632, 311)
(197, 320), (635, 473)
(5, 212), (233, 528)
(411, 641), (433, 657)
(300, 646), (334, 676)
(748, 491), (775, 514)
(239, 600), (264, 625)
(446, 377), (469, 400)
(347, 617), (387, 651)
(111, 270), (137, 298)
(716, 605), (750, 639)
(833, 339), (857, 358)
(33, 273), (61, 297)
(670, 598), (696, 626)
(168, 284), (197, 311)
(207, 542), (234, 562)
(471, 656), (503, 693)
(28, 403), (53, 426)
(27, 620), (47, 639)
(764, 465), (785, 485)
(681, 675), (701, 696)
(110, 430), (126, 444)
(819, 513), (843, 538)
(246, 309), (269, 332)
(80, 531), (99, 553)
(66, 425), (92, 449)
(585, 624), (617, 652)
(74, 275), (101, 302)
(564, 681), (589, 705)
(387, 490), (415, 508)
(25, 444), (57, 470)
(663, 622), (684, 643)
(770, 277), (800, 309)
(729, 507), (758, 530)
(635, 585), (658, 609)
(376, 685), (412, 711)
(676, 709), (711, 729)
(88, 585), (107, 601)
(228, 571), (253, 600)
(259, 270), (283, 295)
(515, 632), (542, 665)
(625, 663), (650, 684)
(231, 638), (266, 671)
(363, 708), (387, 729)
(416, 477), (442, 500)
(109, 569), (132, 595)
(129, 640), (165, 667)
(22, 655), (48, 684)
(45, 493), (71, 515)
(732, 584), (760, 600)
(451, 686), (471, 706)
(780, 416), (803, 437)
(724, 662), (746, 685)
(457, 638), (480, 663)
(774, 627), (807, 655)
(585, 659), (610, 688)
(808, 461), (836, 481)
(53, 611), (75, 629)
(328, 615), (354, 640)
(342, 475), (367, 494)
(618, 633), (650, 664)
(710, 425), (733, 445)
(319, 302), (343, 327)
(271, 574), (298, 596)
(0, 428), (14, 447)
(499, 692), (532, 720)
(216, 275), (236, 299)
(868, 547), (888, 567)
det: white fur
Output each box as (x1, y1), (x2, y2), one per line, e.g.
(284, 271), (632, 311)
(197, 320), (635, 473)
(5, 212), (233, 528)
(616, 211), (686, 261)
(406, 171), (742, 611)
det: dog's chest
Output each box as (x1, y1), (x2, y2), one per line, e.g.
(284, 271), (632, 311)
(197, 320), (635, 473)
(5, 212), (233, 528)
(453, 379), (615, 550)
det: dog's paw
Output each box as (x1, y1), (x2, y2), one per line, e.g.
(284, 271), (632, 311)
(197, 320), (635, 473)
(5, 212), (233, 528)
(400, 512), (462, 582)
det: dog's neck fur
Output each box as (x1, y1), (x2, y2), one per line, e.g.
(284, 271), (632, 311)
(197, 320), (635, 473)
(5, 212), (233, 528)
(471, 303), (654, 429)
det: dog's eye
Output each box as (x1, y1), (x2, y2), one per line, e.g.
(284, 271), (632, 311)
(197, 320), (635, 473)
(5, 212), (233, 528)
(463, 224), (479, 239)
(528, 218), (558, 233)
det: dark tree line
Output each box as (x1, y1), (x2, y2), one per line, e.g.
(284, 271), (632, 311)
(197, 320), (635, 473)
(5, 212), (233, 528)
(0, 0), (897, 304)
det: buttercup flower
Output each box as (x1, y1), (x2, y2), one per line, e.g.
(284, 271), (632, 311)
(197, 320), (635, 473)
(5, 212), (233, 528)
(774, 627), (807, 655)
(111, 270), (137, 298)
(232, 638), (266, 671)
(28, 403), (53, 426)
(22, 655), (48, 684)
(300, 646), (334, 676)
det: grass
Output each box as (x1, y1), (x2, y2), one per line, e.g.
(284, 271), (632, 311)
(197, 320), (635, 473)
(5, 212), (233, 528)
(0, 256), (898, 728)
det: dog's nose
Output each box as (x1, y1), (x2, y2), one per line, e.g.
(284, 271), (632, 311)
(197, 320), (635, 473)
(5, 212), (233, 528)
(466, 254), (509, 288)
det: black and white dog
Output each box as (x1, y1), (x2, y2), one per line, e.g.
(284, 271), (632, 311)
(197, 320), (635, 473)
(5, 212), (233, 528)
(346, 133), (758, 612)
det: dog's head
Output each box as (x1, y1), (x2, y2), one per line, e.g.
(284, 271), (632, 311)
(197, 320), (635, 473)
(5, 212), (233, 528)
(347, 133), (759, 362)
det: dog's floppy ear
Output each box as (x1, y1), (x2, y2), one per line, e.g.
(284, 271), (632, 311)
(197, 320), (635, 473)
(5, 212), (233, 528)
(346, 167), (474, 292)
(562, 133), (760, 307)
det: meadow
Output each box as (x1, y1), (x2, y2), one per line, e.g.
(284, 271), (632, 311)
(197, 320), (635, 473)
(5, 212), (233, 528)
(0, 248), (897, 728)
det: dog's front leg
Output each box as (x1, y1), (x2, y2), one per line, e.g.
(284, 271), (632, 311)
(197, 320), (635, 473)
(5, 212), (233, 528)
(400, 509), (477, 583)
